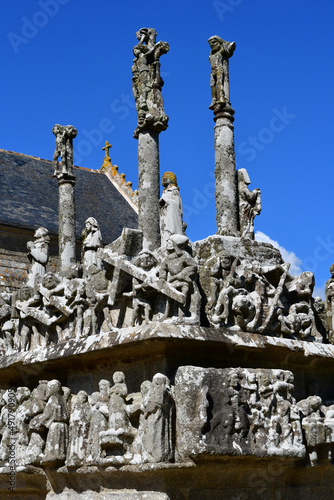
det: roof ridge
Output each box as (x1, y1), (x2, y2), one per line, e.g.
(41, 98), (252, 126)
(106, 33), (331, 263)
(0, 149), (100, 173)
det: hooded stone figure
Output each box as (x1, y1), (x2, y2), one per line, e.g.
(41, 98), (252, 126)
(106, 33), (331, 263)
(237, 168), (261, 239)
(81, 217), (103, 272)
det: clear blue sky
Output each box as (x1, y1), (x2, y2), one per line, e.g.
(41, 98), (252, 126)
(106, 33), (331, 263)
(2, 0), (334, 296)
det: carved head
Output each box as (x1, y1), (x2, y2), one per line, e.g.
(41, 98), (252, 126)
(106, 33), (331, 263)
(18, 285), (34, 301)
(16, 386), (31, 404)
(98, 379), (110, 397)
(134, 250), (157, 270)
(42, 272), (60, 290)
(34, 227), (49, 240)
(168, 234), (189, 252)
(113, 371), (125, 385)
(47, 379), (62, 398)
(85, 217), (99, 232)
(208, 35), (224, 52)
(238, 168), (251, 185)
(52, 124), (62, 136)
(76, 390), (88, 405)
(162, 171), (178, 190)
(136, 27), (157, 46)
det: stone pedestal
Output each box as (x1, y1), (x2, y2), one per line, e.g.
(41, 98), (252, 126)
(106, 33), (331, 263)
(58, 175), (76, 271)
(137, 130), (161, 251)
(214, 108), (239, 236)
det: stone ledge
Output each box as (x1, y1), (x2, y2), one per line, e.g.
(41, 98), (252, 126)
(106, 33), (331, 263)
(0, 324), (333, 389)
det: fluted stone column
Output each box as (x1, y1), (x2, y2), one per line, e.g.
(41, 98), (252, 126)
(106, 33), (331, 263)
(132, 28), (169, 251)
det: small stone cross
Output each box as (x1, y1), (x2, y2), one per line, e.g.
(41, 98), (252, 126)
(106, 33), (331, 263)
(102, 141), (112, 159)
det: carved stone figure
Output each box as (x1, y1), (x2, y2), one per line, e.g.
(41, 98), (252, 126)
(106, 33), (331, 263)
(25, 380), (49, 465)
(325, 264), (334, 341)
(237, 169), (261, 239)
(278, 302), (314, 340)
(297, 396), (324, 466)
(208, 35), (236, 110)
(159, 172), (184, 247)
(159, 234), (200, 323)
(100, 372), (135, 462)
(26, 227), (50, 288)
(140, 373), (174, 463)
(132, 28), (169, 138)
(87, 380), (110, 464)
(127, 250), (159, 326)
(81, 218), (103, 274)
(66, 390), (91, 466)
(40, 380), (69, 465)
(52, 124), (77, 177)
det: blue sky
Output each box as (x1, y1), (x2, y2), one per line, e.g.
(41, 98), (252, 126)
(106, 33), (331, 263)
(2, 0), (334, 296)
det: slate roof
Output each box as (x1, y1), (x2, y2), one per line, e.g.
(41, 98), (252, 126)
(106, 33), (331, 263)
(0, 150), (138, 244)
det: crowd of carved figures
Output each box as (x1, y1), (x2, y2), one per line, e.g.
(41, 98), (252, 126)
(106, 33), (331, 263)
(0, 372), (174, 467)
(0, 194), (332, 355)
(175, 366), (334, 466)
(1, 368), (334, 468)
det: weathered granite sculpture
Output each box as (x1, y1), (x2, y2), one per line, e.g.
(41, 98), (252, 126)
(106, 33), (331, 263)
(26, 227), (50, 288)
(132, 28), (169, 138)
(133, 29), (169, 251)
(52, 124), (77, 177)
(237, 168), (261, 239)
(81, 217), (103, 274)
(159, 171), (184, 247)
(208, 35), (235, 111)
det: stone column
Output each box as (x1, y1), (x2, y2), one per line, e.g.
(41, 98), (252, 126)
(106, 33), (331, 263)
(208, 36), (239, 237)
(52, 124), (77, 271)
(132, 28), (169, 251)
(214, 108), (239, 236)
(138, 131), (160, 250)
(58, 176), (76, 271)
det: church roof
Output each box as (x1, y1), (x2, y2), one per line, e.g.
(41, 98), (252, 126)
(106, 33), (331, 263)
(0, 150), (138, 243)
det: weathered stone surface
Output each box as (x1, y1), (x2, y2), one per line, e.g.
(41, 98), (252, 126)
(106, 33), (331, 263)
(175, 366), (305, 460)
(132, 28), (169, 138)
(137, 131), (161, 251)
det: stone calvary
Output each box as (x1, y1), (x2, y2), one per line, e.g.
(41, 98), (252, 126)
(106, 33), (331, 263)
(0, 30), (333, 500)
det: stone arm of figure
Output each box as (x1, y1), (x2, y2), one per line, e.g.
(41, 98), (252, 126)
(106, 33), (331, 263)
(169, 262), (197, 284)
(241, 186), (260, 203)
(225, 41), (236, 57)
(159, 261), (168, 282)
(133, 42), (155, 60)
